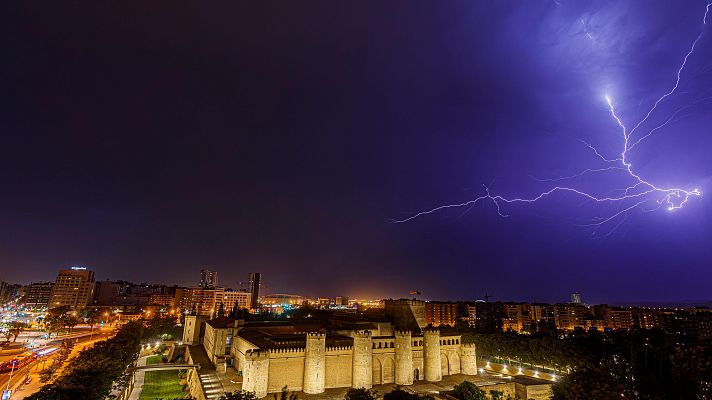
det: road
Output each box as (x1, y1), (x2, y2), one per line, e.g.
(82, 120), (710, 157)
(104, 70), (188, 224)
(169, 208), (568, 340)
(1, 328), (96, 359)
(0, 327), (115, 399)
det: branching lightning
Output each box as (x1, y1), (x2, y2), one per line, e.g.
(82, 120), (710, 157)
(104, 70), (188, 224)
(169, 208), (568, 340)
(393, 2), (711, 229)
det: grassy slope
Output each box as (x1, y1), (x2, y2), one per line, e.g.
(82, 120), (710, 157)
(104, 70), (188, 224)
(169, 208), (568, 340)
(140, 370), (186, 399)
(146, 355), (164, 365)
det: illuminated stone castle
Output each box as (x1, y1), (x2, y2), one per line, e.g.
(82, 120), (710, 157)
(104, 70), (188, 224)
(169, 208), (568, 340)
(184, 316), (477, 398)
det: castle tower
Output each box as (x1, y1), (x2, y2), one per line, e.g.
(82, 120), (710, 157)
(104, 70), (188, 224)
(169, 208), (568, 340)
(352, 330), (373, 388)
(303, 332), (326, 394)
(423, 328), (442, 382)
(182, 315), (207, 345)
(394, 330), (413, 385)
(460, 343), (478, 375)
(243, 350), (270, 398)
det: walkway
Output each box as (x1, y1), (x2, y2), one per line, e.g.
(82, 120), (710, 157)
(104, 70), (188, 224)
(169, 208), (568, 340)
(127, 355), (149, 400)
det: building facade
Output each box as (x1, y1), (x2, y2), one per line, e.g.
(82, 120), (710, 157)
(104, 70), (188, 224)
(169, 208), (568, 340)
(185, 316), (477, 398)
(200, 269), (219, 289)
(220, 289), (251, 310)
(49, 267), (96, 309)
(424, 301), (459, 327)
(176, 287), (252, 316)
(176, 287), (224, 316)
(24, 282), (54, 308)
(248, 272), (261, 310)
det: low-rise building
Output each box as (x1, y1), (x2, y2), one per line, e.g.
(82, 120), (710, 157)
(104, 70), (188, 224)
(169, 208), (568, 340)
(23, 282), (53, 308)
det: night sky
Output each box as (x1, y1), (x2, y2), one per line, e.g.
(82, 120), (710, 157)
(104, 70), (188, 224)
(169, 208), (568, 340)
(2, 1), (712, 303)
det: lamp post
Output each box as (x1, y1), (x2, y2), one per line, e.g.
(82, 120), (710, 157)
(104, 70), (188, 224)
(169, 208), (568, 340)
(5, 360), (16, 393)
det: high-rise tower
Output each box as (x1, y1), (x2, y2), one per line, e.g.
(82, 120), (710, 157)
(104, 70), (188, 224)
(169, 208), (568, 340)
(248, 272), (261, 309)
(200, 269), (218, 288)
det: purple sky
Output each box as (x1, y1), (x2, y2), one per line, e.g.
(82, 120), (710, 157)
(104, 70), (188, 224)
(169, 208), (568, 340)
(2, 1), (711, 303)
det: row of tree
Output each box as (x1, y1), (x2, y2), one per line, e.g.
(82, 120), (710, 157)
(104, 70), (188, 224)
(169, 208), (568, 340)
(39, 340), (75, 383)
(461, 331), (599, 372)
(461, 327), (712, 400)
(26, 315), (178, 399)
(39, 305), (108, 337)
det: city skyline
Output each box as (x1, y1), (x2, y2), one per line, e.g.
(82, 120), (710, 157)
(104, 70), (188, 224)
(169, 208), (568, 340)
(3, 2), (712, 303)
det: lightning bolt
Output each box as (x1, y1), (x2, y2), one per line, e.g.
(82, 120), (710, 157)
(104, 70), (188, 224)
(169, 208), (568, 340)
(393, 2), (710, 228)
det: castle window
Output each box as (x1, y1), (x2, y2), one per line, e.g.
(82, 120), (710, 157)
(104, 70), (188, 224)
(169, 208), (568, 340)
(390, 342), (394, 348)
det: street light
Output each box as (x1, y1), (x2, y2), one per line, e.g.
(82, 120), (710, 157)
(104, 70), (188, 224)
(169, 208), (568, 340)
(5, 360), (17, 393)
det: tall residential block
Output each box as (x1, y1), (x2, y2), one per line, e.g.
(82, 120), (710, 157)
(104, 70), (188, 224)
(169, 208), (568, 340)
(49, 267), (96, 309)
(200, 269), (218, 289)
(248, 272), (261, 309)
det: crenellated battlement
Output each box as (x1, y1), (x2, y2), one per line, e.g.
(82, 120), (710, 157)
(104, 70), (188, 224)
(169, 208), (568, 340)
(352, 330), (372, 338)
(268, 347), (305, 354)
(247, 349), (271, 360)
(422, 327), (440, 335)
(306, 332), (326, 338)
(394, 330), (412, 337)
(326, 345), (353, 352)
(462, 342), (476, 348)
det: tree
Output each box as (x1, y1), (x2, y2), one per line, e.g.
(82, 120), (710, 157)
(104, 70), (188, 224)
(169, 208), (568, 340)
(80, 308), (102, 332)
(384, 387), (433, 400)
(453, 381), (486, 400)
(62, 314), (80, 331)
(10, 321), (26, 342)
(345, 388), (379, 400)
(489, 391), (503, 400)
(552, 369), (627, 400)
(219, 391), (259, 400)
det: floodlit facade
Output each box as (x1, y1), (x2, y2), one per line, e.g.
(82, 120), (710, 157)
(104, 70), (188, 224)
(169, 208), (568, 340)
(49, 267), (96, 309)
(186, 316), (477, 398)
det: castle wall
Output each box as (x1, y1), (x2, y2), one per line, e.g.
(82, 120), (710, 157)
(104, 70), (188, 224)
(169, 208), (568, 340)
(325, 347), (353, 388)
(203, 324), (229, 365)
(232, 336), (259, 376)
(183, 315), (207, 345)
(267, 349), (305, 393)
(384, 299), (426, 331)
(233, 328), (475, 396)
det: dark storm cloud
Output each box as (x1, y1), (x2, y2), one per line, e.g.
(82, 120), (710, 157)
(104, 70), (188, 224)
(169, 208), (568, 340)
(1, 1), (711, 302)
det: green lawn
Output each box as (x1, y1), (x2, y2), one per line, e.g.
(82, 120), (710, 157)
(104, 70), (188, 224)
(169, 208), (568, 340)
(146, 355), (164, 365)
(140, 370), (186, 399)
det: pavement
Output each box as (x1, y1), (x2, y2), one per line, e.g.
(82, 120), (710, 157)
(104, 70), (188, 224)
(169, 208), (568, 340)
(265, 373), (526, 400)
(127, 355), (150, 400)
